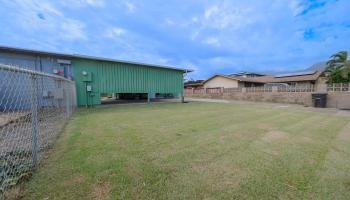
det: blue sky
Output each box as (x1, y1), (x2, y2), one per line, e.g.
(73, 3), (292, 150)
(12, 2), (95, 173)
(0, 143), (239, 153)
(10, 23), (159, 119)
(0, 0), (349, 79)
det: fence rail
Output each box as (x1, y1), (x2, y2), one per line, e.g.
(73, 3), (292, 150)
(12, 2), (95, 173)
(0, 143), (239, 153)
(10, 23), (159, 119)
(223, 87), (242, 93)
(185, 85), (318, 95)
(185, 83), (350, 96)
(246, 86), (273, 93)
(277, 85), (315, 92)
(327, 83), (350, 92)
(0, 63), (76, 196)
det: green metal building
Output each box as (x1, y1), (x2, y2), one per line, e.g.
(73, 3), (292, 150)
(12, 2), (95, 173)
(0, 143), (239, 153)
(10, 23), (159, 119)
(73, 56), (190, 106)
(0, 46), (191, 106)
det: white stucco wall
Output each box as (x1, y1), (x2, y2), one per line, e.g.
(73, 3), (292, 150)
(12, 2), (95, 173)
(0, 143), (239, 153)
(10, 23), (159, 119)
(204, 76), (239, 88)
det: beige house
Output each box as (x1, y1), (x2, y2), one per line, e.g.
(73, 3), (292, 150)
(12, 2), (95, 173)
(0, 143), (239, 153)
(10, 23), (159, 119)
(203, 71), (325, 89)
(203, 75), (241, 88)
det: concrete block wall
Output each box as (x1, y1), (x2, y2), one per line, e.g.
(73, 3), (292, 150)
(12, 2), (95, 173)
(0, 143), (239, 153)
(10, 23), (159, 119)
(327, 92), (350, 109)
(187, 92), (313, 106)
(185, 84), (350, 109)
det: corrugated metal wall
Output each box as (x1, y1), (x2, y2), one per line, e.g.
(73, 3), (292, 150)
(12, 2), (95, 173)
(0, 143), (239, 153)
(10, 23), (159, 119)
(0, 52), (72, 110)
(0, 52), (72, 77)
(73, 59), (184, 106)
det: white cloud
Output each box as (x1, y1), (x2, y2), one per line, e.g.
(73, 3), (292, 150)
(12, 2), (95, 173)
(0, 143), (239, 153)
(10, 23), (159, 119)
(116, 51), (169, 65)
(289, 0), (304, 16)
(207, 57), (234, 67)
(202, 3), (254, 30)
(125, 2), (135, 13)
(61, 20), (87, 40)
(190, 31), (199, 41)
(105, 27), (126, 39)
(59, 0), (105, 8)
(84, 0), (104, 7)
(165, 18), (174, 25)
(39, 1), (63, 16)
(204, 5), (219, 19)
(203, 37), (220, 47)
(5, 0), (87, 41)
(1, 0), (348, 79)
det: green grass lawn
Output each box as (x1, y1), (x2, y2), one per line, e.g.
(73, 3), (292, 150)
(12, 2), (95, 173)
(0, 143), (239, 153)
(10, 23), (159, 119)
(20, 102), (350, 199)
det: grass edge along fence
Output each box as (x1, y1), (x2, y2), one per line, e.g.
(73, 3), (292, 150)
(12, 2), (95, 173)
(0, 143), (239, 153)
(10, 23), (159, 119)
(0, 63), (76, 198)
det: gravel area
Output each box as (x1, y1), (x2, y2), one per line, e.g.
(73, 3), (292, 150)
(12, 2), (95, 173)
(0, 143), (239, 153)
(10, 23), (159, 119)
(0, 111), (30, 128)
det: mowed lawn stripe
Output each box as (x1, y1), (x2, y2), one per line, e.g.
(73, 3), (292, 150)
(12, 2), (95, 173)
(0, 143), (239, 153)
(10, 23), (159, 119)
(306, 121), (350, 199)
(19, 102), (350, 200)
(229, 114), (349, 199)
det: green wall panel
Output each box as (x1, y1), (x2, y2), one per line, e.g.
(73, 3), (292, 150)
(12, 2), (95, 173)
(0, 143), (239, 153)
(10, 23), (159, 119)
(73, 59), (184, 106)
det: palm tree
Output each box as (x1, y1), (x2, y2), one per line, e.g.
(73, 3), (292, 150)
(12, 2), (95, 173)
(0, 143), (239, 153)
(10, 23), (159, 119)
(325, 51), (350, 83)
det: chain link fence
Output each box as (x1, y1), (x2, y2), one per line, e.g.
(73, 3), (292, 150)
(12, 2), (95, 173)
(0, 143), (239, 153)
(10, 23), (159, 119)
(0, 63), (76, 197)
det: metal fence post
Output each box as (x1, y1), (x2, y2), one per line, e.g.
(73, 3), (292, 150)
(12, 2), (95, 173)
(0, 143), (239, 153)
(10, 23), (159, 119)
(30, 74), (38, 166)
(65, 82), (70, 118)
(340, 83), (343, 92)
(0, 63), (77, 195)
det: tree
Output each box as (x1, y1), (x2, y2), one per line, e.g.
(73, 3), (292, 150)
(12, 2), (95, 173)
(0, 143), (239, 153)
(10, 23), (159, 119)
(325, 51), (350, 83)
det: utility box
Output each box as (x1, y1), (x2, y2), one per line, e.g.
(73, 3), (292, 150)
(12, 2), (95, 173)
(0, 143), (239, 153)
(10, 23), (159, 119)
(82, 71), (92, 82)
(86, 85), (92, 92)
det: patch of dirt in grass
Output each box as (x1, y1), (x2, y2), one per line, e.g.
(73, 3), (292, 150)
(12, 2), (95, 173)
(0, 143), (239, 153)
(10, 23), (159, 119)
(262, 149), (280, 156)
(3, 185), (26, 200)
(262, 131), (290, 142)
(213, 167), (243, 187)
(337, 122), (350, 141)
(90, 181), (112, 200)
(257, 123), (276, 131)
(299, 136), (313, 144)
(63, 175), (85, 186)
(192, 159), (244, 190)
(344, 181), (350, 190)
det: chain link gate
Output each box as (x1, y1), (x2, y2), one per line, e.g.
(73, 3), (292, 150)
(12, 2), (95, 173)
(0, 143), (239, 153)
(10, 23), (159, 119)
(0, 63), (76, 197)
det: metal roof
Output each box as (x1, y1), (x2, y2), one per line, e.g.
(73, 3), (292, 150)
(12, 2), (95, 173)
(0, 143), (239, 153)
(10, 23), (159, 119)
(204, 70), (322, 84)
(0, 45), (193, 73)
(228, 71), (265, 76)
(275, 70), (316, 78)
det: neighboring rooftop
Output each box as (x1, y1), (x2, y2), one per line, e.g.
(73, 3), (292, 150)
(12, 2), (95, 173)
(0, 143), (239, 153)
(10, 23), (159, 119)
(0, 45), (192, 73)
(184, 80), (204, 87)
(204, 69), (323, 85)
(274, 70), (317, 78)
(203, 74), (247, 84)
(306, 61), (328, 72)
(185, 80), (204, 84)
(235, 70), (323, 83)
(228, 71), (265, 77)
(225, 63), (327, 83)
